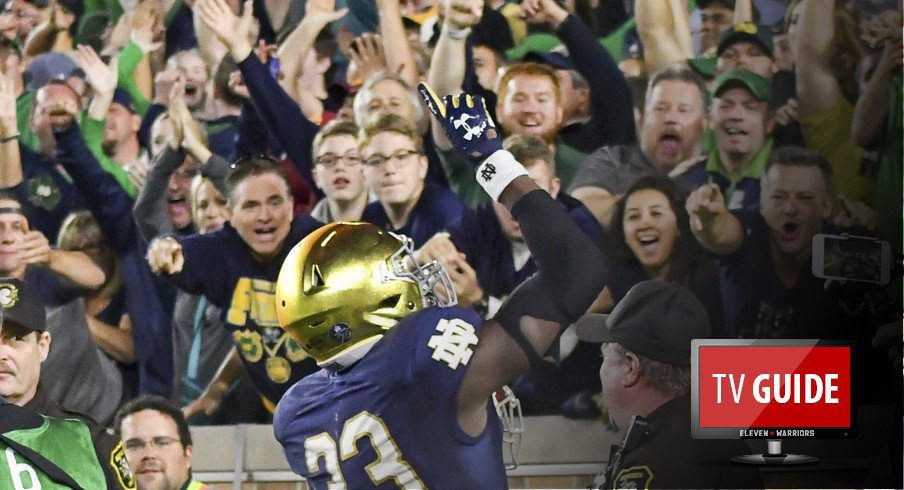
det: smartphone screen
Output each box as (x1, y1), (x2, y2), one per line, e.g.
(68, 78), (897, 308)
(815, 234), (890, 284)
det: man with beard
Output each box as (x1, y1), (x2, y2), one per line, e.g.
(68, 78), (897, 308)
(673, 69), (773, 211)
(116, 395), (207, 490)
(569, 64), (708, 226)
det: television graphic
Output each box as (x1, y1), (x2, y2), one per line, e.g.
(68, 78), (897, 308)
(691, 339), (854, 466)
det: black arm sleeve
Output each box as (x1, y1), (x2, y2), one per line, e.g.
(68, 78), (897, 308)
(558, 15), (636, 148)
(492, 189), (608, 364)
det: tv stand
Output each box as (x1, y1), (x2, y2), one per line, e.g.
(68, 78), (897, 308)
(731, 439), (818, 466)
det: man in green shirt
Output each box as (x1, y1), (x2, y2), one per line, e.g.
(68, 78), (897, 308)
(0, 277), (108, 489)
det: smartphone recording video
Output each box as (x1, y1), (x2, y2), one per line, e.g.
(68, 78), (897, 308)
(812, 234), (891, 285)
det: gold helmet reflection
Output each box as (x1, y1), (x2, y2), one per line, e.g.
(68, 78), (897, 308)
(276, 222), (456, 369)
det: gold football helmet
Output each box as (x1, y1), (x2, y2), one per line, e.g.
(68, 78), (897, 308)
(276, 222), (456, 369)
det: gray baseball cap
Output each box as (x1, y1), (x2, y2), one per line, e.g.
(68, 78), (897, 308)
(574, 280), (710, 365)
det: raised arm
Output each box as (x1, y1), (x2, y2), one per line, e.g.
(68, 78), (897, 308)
(635, 0), (693, 73)
(427, 0), (484, 150)
(685, 183), (744, 255)
(522, 0), (636, 146)
(197, 0), (321, 195)
(74, 45), (140, 198)
(792, 0), (842, 119)
(277, 0), (348, 104)
(852, 28), (902, 147)
(419, 84), (606, 435)
(0, 71), (21, 188)
(377, 0), (419, 86)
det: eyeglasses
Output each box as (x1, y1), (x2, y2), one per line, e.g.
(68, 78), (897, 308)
(363, 149), (420, 168)
(123, 436), (181, 453)
(314, 152), (363, 168)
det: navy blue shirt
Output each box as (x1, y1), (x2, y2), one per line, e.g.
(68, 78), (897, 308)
(168, 216), (324, 405)
(362, 181), (469, 248)
(274, 306), (507, 489)
(720, 210), (848, 339)
(450, 193), (601, 298)
(12, 146), (87, 241)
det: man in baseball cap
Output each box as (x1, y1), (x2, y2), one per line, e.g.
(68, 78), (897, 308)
(0, 277), (134, 489)
(0, 277), (109, 489)
(715, 21), (775, 77)
(672, 68), (773, 211)
(576, 281), (761, 489)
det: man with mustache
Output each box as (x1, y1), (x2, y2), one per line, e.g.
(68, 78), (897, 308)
(0, 277), (134, 489)
(569, 64), (708, 226)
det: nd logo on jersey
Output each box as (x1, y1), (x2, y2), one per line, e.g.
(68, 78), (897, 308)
(428, 318), (478, 369)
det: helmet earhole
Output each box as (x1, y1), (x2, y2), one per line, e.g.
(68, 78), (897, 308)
(407, 301), (416, 310)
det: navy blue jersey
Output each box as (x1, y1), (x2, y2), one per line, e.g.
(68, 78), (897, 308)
(274, 306), (508, 489)
(170, 216), (324, 405)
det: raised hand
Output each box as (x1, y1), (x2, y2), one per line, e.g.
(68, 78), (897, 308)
(418, 82), (502, 166)
(518, 0), (568, 28)
(167, 78), (187, 149)
(303, 0), (349, 27)
(0, 71), (17, 135)
(129, 1), (165, 53)
(146, 236), (185, 274)
(685, 183), (726, 233)
(75, 44), (119, 96)
(833, 195), (877, 231)
(345, 33), (388, 86)
(443, 0), (483, 30)
(196, 0), (255, 61)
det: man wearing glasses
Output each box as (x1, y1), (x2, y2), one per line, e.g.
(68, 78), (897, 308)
(309, 120), (371, 223)
(360, 114), (468, 247)
(115, 395), (206, 490)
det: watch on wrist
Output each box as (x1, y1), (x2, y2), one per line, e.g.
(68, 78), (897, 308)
(472, 295), (489, 317)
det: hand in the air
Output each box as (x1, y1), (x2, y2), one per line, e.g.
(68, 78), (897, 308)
(418, 82), (502, 167)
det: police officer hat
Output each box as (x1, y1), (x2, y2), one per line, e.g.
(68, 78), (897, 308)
(0, 278), (47, 332)
(574, 280), (710, 365)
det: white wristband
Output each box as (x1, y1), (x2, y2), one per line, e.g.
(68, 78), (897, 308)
(476, 150), (528, 201)
(442, 23), (472, 40)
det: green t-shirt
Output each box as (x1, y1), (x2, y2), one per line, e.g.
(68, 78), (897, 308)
(873, 76), (902, 254)
(1, 416), (107, 489)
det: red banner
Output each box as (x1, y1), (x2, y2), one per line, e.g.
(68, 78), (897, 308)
(697, 346), (851, 429)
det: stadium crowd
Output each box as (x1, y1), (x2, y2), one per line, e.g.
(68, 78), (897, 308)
(0, 0), (900, 486)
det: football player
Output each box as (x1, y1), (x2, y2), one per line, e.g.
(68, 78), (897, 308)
(272, 84), (606, 488)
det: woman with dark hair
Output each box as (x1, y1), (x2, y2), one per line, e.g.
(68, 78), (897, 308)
(605, 173), (722, 327)
(604, 175), (721, 306)
(562, 174), (723, 419)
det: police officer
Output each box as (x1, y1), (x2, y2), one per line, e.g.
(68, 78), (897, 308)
(575, 280), (764, 489)
(0, 277), (134, 489)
